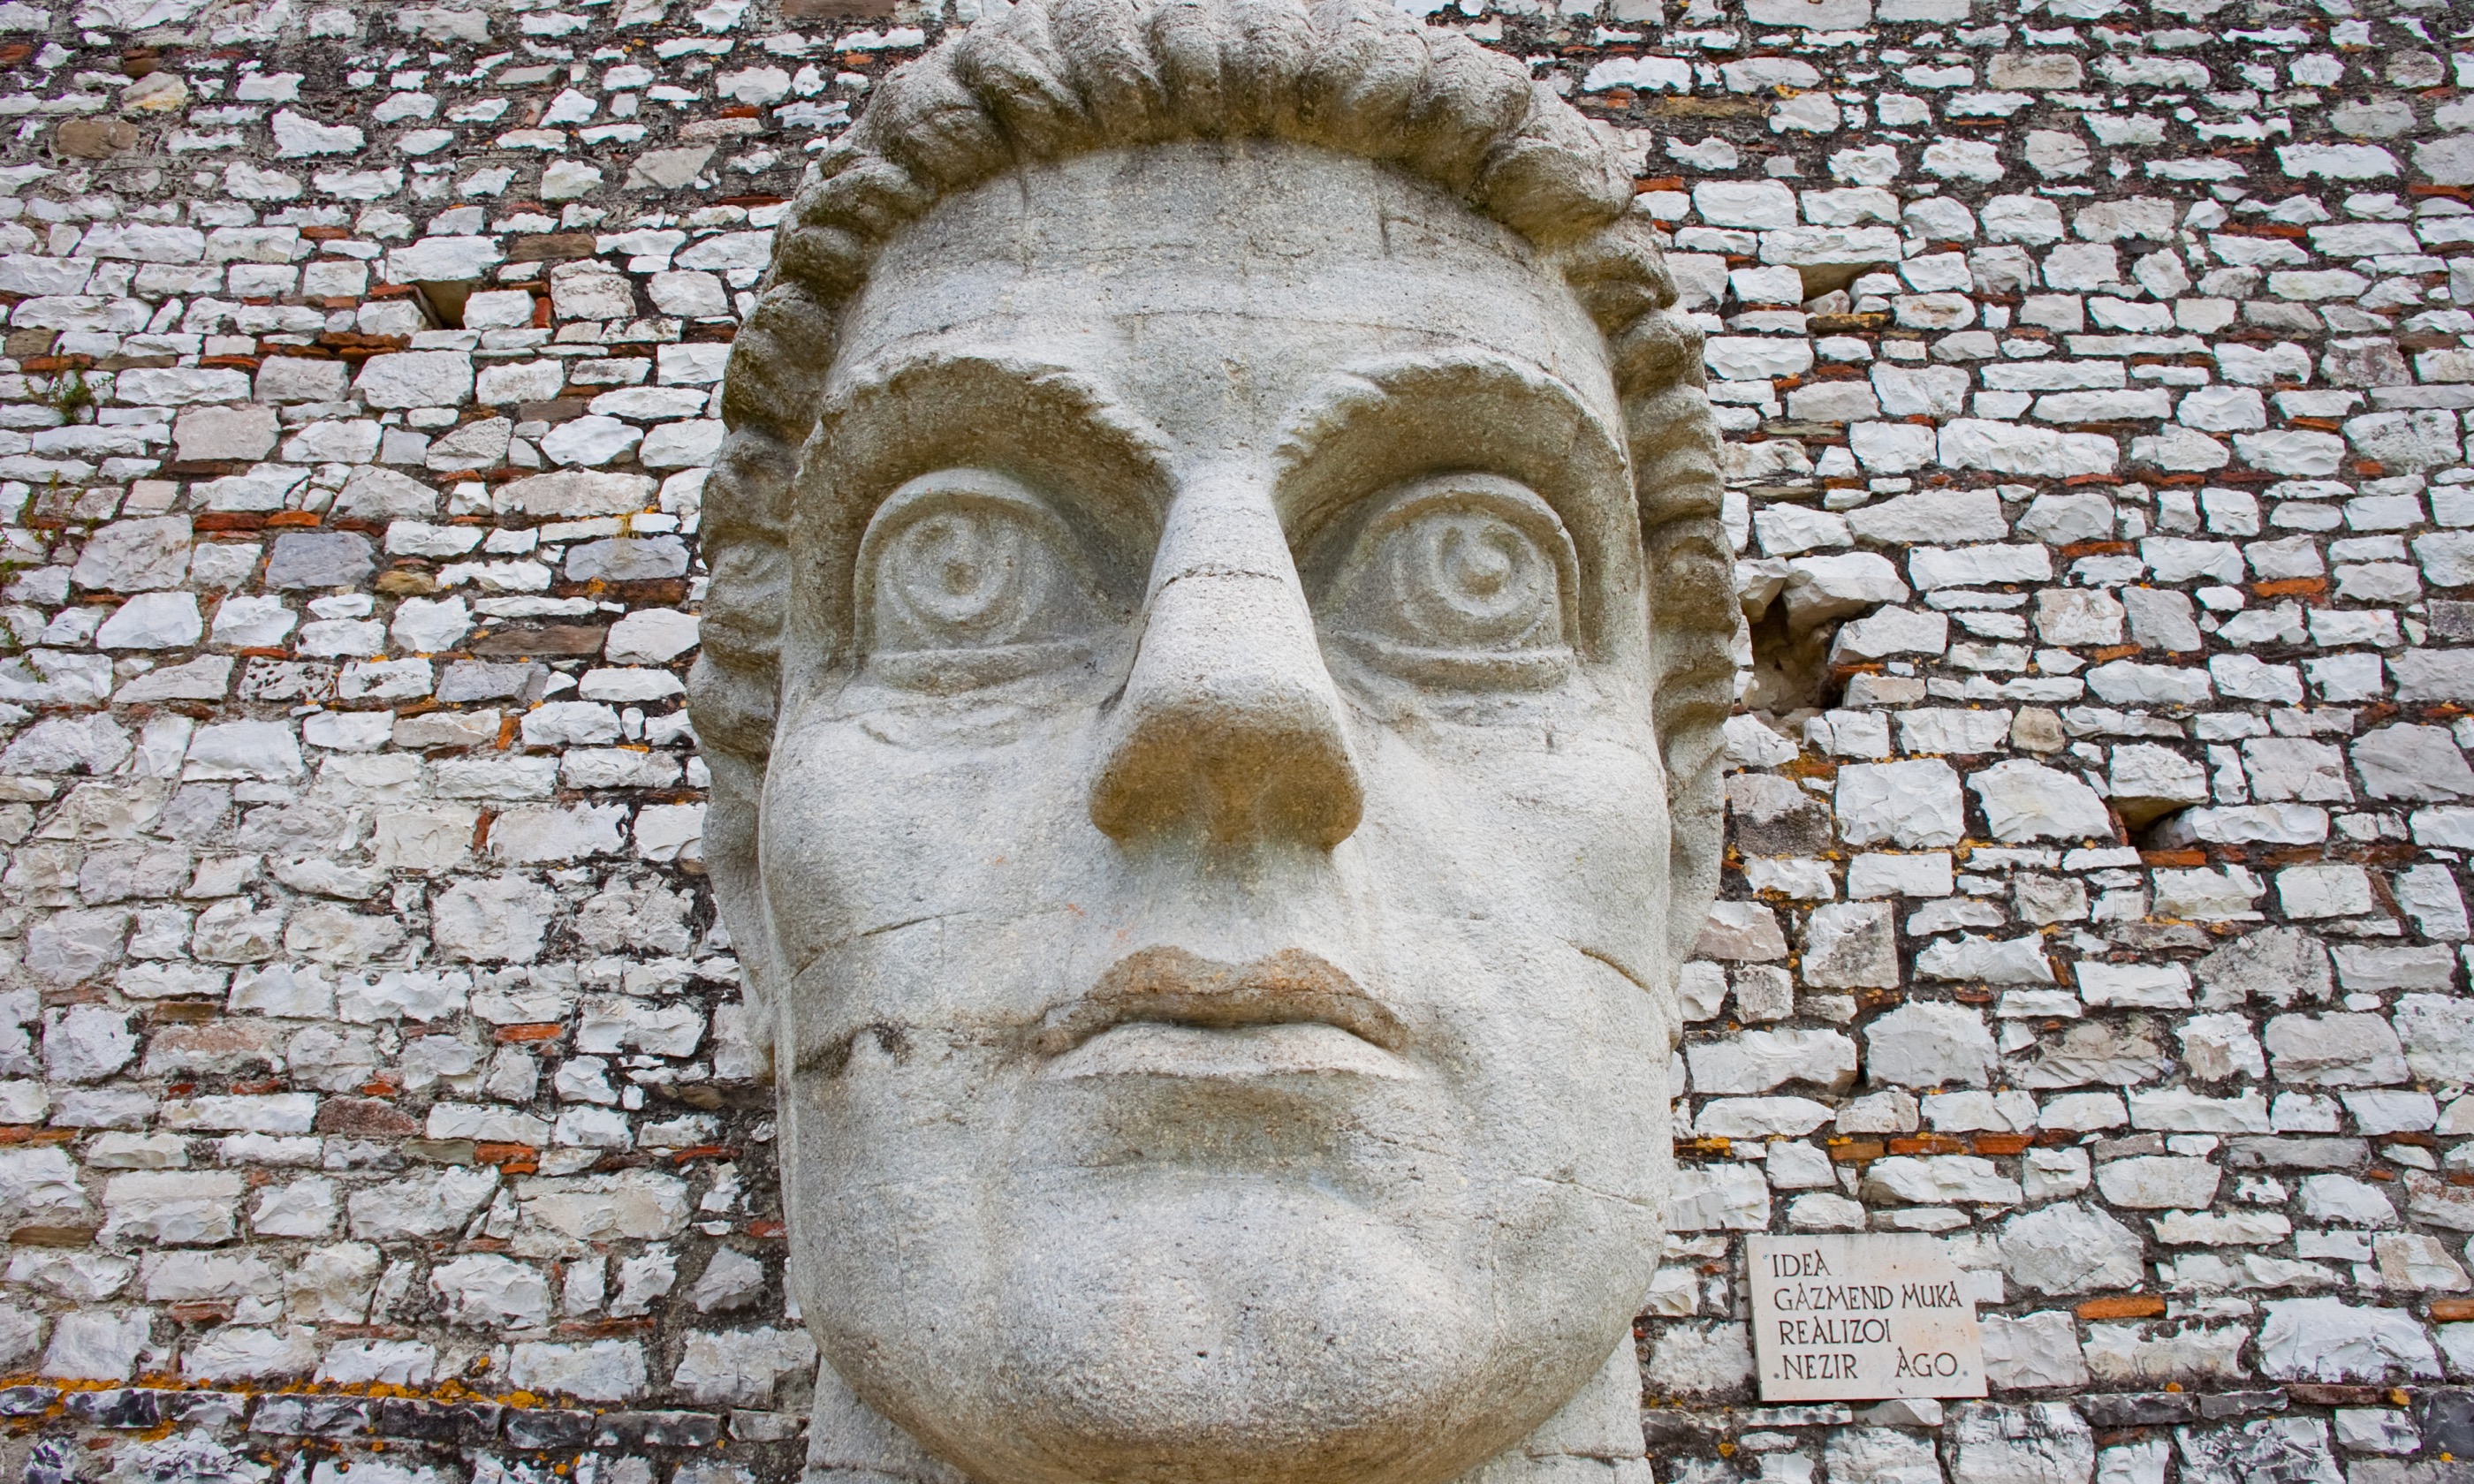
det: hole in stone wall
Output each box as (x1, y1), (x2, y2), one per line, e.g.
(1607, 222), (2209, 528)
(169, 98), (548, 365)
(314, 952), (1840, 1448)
(1795, 261), (1887, 304)
(1740, 604), (1837, 717)
(411, 280), (474, 331)
(1733, 560), (1855, 738)
(2114, 791), (2189, 833)
(2139, 808), (2200, 850)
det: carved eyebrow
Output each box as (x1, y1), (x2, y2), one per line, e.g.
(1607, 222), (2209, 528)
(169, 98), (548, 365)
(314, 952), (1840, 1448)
(1267, 349), (1638, 655)
(826, 347), (1143, 428)
(810, 347), (1178, 519)
(1266, 348), (1635, 580)
(1270, 350), (1626, 481)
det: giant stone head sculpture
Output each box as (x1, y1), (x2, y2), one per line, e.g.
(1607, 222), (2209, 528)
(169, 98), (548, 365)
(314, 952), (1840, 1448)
(687, 3), (1736, 1480)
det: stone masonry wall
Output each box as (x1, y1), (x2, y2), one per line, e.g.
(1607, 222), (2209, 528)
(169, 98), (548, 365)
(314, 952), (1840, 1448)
(0, 0), (2458, 1478)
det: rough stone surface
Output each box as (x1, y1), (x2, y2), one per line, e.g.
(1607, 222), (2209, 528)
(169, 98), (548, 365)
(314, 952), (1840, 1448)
(1863, 1003), (1997, 1089)
(2258, 1298), (2443, 1383)
(1947, 1403), (2095, 1484)
(2002, 1203), (2145, 1295)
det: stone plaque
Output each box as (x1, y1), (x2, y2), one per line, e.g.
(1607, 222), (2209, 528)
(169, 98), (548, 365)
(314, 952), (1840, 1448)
(1748, 1234), (1988, 1402)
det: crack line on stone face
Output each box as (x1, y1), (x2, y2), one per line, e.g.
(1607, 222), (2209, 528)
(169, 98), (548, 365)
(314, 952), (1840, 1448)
(851, 912), (961, 943)
(1575, 943), (1654, 997)
(1509, 1171), (1659, 1211)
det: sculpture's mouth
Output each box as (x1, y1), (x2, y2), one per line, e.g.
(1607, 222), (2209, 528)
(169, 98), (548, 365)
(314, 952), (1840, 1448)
(1034, 944), (1410, 1079)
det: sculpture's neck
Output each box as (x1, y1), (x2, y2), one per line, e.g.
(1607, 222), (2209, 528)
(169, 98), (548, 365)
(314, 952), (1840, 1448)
(800, 1337), (1651, 1484)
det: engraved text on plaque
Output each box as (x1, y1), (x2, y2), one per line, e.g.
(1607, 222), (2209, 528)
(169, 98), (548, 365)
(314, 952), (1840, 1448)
(1748, 1234), (1989, 1403)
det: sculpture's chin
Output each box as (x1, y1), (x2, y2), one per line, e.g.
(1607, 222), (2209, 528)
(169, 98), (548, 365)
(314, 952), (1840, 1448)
(999, 1201), (1483, 1482)
(828, 1178), (1584, 1484)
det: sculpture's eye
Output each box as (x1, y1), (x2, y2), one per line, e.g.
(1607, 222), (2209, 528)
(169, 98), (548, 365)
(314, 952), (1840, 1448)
(878, 506), (1044, 643)
(1322, 474), (1577, 689)
(859, 471), (1109, 690)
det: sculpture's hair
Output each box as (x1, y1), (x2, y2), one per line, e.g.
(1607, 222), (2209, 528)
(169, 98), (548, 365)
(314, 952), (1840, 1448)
(689, 0), (1737, 1064)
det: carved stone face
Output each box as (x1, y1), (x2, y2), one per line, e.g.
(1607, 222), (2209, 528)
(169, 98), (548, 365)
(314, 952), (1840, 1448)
(762, 141), (1675, 1484)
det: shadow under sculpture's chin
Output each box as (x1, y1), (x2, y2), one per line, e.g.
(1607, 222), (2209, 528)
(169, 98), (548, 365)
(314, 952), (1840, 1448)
(797, 1338), (1655, 1484)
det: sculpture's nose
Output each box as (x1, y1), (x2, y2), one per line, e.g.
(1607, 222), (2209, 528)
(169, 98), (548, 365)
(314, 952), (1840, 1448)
(1089, 469), (1365, 851)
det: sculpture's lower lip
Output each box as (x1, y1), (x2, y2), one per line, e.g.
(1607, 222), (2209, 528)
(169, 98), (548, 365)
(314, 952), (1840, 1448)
(1039, 1020), (1412, 1080)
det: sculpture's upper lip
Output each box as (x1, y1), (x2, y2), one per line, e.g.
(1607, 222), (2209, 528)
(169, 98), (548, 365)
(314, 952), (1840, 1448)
(1032, 944), (1406, 1060)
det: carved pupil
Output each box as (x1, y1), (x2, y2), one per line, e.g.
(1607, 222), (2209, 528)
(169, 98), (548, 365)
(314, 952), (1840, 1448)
(882, 506), (1036, 643)
(1390, 511), (1556, 649)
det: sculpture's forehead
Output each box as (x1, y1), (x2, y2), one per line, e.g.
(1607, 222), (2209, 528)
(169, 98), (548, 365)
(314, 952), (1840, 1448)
(831, 141), (1616, 443)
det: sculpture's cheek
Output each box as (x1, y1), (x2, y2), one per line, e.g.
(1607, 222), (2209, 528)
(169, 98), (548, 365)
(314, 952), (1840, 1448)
(1346, 685), (1673, 980)
(756, 699), (1106, 988)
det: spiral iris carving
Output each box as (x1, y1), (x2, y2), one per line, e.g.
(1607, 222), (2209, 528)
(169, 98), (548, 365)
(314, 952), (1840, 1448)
(1385, 511), (1560, 652)
(875, 504), (1043, 650)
